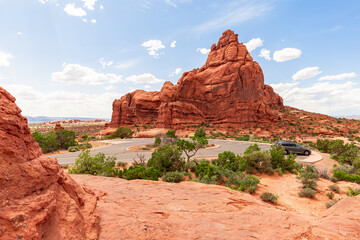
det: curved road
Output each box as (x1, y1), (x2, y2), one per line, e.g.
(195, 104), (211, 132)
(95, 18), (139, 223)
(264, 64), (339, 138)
(52, 138), (307, 165)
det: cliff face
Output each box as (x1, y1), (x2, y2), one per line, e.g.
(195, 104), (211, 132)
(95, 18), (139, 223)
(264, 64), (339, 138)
(110, 30), (283, 129)
(0, 86), (99, 240)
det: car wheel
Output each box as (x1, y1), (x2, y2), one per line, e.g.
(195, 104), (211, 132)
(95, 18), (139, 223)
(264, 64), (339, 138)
(284, 149), (289, 155)
(304, 151), (310, 156)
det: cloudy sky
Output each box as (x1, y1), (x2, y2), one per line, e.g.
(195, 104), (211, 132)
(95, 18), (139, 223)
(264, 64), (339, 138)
(0, 0), (359, 118)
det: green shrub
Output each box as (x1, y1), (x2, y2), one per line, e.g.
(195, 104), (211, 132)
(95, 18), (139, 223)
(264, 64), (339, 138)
(298, 164), (319, 189)
(270, 145), (297, 171)
(194, 128), (206, 138)
(147, 144), (184, 173)
(82, 134), (88, 140)
(162, 171), (184, 183)
(111, 126), (133, 139)
(329, 185), (340, 193)
(33, 131), (60, 153)
(55, 130), (76, 149)
(195, 161), (219, 180)
(298, 188), (316, 198)
(189, 161), (197, 172)
(248, 185), (258, 194)
(333, 170), (360, 184)
(69, 150), (116, 176)
(346, 187), (360, 196)
(154, 136), (161, 146)
(260, 192), (278, 203)
(68, 146), (80, 152)
(235, 135), (250, 141)
(244, 150), (272, 174)
(326, 199), (339, 209)
(122, 165), (160, 181)
(194, 175), (218, 185)
(212, 151), (246, 172)
(326, 192), (334, 199)
(244, 144), (261, 155)
(117, 161), (127, 167)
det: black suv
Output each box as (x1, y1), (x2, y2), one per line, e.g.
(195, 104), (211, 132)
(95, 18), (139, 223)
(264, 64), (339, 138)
(275, 141), (311, 156)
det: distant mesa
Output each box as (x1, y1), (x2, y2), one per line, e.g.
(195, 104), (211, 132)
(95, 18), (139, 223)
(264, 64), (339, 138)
(0, 87), (99, 239)
(109, 30), (283, 130)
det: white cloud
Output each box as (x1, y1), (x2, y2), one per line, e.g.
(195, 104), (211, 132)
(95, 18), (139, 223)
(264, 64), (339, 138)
(17, 32), (23, 35)
(82, 18), (88, 22)
(99, 58), (113, 68)
(271, 81), (360, 116)
(197, 48), (210, 55)
(114, 59), (137, 69)
(273, 48), (302, 62)
(164, 0), (191, 8)
(125, 73), (165, 84)
(0, 51), (13, 67)
(82, 0), (97, 11)
(104, 85), (114, 91)
(64, 3), (87, 17)
(144, 85), (151, 89)
(258, 48), (271, 60)
(90, 19), (96, 23)
(170, 40), (176, 48)
(100, 5), (104, 10)
(3, 84), (121, 118)
(169, 68), (182, 77)
(195, 2), (272, 33)
(292, 67), (322, 80)
(141, 40), (165, 58)
(319, 72), (357, 81)
(244, 38), (263, 52)
(52, 63), (123, 85)
(38, 0), (49, 4)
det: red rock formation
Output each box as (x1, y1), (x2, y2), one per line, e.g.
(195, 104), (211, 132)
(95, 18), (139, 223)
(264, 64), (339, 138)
(0, 87), (99, 240)
(54, 123), (65, 131)
(110, 30), (283, 129)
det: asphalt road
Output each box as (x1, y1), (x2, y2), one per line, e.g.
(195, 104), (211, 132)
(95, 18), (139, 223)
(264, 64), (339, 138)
(52, 138), (307, 165)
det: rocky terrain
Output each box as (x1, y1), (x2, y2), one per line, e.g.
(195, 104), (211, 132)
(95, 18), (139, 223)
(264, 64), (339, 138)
(110, 30), (283, 130)
(0, 87), (99, 240)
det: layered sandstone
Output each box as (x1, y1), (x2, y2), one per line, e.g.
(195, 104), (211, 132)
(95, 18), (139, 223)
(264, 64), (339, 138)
(110, 30), (283, 129)
(0, 87), (99, 240)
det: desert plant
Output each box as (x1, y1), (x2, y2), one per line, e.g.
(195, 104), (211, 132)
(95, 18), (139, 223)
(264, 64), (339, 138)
(154, 136), (161, 146)
(117, 161), (127, 167)
(132, 153), (147, 166)
(248, 185), (258, 194)
(326, 199), (339, 209)
(195, 161), (219, 180)
(329, 185), (340, 193)
(177, 137), (208, 169)
(326, 192), (334, 199)
(346, 187), (360, 197)
(194, 128), (206, 138)
(69, 150), (116, 176)
(68, 145), (80, 152)
(333, 170), (360, 184)
(147, 145), (184, 173)
(269, 145), (297, 172)
(244, 144), (261, 155)
(122, 165), (160, 181)
(162, 171), (184, 183)
(110, 126), (133, 139)
(212, 151), (246, 172)
(318, 168), (330, 179)
(260, 192), (278, 203)
(244, 150), (273, 174)
(298, 164), (319, 189)
(235, 135), (250, 141)
(298, 188), (316, 198)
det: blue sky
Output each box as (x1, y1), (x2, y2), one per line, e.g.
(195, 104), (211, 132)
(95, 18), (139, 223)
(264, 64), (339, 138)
(0, 0), (359, 118)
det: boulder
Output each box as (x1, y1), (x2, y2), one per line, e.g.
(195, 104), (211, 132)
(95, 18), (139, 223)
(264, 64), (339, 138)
(0, 86), (99, 240)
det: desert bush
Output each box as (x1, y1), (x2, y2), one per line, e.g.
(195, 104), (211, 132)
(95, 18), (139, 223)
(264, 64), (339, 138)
(269, 145), (297, 172)
(147, 145), (184, 173)
(194, 128), (206, 138)
(194, 175), (218, 185)
(110, 126), (133, 139)
(326, 199), (339, 209)
(244, 144), (261, 155)
(177, 137), (208, 169)
(162, 129), (179, 145)
(298, 164), (319, 189)
(195, 161), (219, 180)
(333, 170), (360, 184)
(333, 164), (357, 174)
(244, 150), (272, 174)
(235, 135), (250, 141)
(318, 168), (330, 179)
(346, 187), (360, 197)
(69, 150), (116, 176)
(189, 161), (197, 172)
(33, 131), (60, 153)
(316, 139), (331, 152)
(154, 136), (161, 146)
(132, 153), (147, 166)
(81, 134), (88, 140)
(117, 161), (127, 167)
(248, 185), (258, 194)
(122, 165), (160, 181)
(68, 145), (80, 152)
(326, 192), (334, 199)
(55, 130), (76, 149)
(298, 188), (316, 198)
(162, 171), (184, 183)
(260, 192), (278, 203)
(329, 185), (340, 193)
(212, 151), (246, 172)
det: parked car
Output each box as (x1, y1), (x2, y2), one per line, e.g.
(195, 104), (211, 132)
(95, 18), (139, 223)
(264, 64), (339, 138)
(275, 141), (311, 156)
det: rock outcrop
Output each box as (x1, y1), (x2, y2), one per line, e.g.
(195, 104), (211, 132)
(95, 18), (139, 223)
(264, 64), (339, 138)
(54, 123), (65, 131)
(0, 87), (99, 240)
(110, 30), (283, 129)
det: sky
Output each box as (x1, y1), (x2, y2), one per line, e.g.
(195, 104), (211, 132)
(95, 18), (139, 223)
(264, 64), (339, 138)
(0, 0), (359, 118)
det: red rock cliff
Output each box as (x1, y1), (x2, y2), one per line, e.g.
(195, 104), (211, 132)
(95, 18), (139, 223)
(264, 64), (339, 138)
(110, 30), (283, 128)
(0, 87), (99, 240)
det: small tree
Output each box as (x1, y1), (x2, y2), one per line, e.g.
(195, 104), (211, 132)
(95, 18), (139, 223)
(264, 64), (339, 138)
(147, 145), (183, 173)
(194, 128), (206, 138)
(111, 126), (133, 139)
(162, 129), (179, 145)
(177, 137), (208, 170)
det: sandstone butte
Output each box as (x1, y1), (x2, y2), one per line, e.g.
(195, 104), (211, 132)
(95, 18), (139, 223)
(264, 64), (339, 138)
(109, 29), (284, 130)
(0, 87), (99, 240)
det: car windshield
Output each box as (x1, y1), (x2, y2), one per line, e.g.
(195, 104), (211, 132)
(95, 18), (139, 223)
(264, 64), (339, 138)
(296, 144), (302, 148)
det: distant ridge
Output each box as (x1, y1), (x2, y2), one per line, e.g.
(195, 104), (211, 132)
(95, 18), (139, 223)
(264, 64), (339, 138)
(26, 116), (110, 123)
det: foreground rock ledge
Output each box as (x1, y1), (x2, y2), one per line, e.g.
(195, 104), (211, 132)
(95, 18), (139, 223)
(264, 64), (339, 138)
(110, 29), (283, 130)
(0, 87), (99, 240)
(72, 175), (360, 240)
